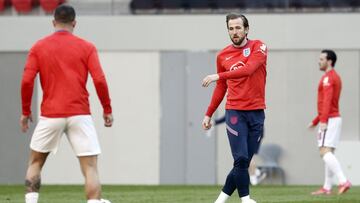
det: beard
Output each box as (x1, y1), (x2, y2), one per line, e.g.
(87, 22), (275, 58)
(319, 64), (328, 71)
(231, 35), (245, 46)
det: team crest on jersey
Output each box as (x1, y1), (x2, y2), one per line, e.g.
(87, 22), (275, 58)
(323, 76), (330, 86)
(243, 48), (251, 57)
(260, 44), (267, 52)
(230, 116), (238, 125)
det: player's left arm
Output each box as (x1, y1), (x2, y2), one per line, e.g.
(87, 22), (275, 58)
(219, 41), (267, 80)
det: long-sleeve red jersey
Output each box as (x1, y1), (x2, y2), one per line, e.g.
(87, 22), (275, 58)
(21, 31), (112, 118)
(206, 39), (267, 117)
(312, 69), (341, 125)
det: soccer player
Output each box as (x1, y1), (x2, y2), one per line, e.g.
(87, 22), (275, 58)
(308, 50), (351, 195)
(202, 13), (267, 203)
(20, 5), (113, 203)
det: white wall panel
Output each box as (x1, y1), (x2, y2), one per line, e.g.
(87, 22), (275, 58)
(2, 14), (360, 51)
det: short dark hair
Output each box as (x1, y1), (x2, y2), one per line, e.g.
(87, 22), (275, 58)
(54, 4), (75, 24)
(321, 49), (337, 67)
(226, 13), (249, 29)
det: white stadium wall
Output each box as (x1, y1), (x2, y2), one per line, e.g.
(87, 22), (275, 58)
(2, 14), (360, 51)
(0, 14), (360, 185)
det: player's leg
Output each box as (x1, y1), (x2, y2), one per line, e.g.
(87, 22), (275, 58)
(320, 147), (351, 194)
(249, 158), (258, 185)
(25, 151), (49, 203)
(214, 110), (248, 203)
(249, 156), (267, 186)
(249, 128), (265, 186)
(78, 155), (102, 201)
(311, 146), (334, 195)
(242, 110), (265, 202)
(324, 163), (334, 191)
(25, 117), (66, 203)
(66, 115), (105, 202)
(320, 117), (351, 194)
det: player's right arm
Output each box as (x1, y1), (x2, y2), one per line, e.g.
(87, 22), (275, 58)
(202, 55), (227, 130)
(308, 119), (317, 130)
(21, 47), (39, 116)
(310, 116), (320, 127)
(20, 47), (39, 132)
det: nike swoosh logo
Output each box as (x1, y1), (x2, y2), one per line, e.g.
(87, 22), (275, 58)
(225, 56), (234, 61)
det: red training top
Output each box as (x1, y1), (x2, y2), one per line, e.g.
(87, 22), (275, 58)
(206, 39), (267, 117)
(21, 31), (112, 117)
(312, 69), (341, 125)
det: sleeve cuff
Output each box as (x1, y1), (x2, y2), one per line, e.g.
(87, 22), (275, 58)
(103, 105), (112, 114)
(218, 72), (227, 80)
(205, 107), (215, 118)
(320, 118), (328, 123)
(22, 110), (31, 116)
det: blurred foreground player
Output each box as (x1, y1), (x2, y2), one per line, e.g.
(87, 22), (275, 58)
(308, 50), (351, 195)
(202, 13), (267, 203)
(20, 4), (113, 203)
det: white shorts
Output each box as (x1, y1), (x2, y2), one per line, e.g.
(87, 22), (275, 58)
(30, 115), (101, 156)
(317, 117), (342, 148)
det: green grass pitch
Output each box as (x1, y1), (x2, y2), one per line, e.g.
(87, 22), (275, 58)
(0, 185), (359, 203)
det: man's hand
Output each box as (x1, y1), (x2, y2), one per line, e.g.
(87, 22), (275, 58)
(202, 74), (219, 87)
(307, 122), (316, 130)
(103, 113), (114, 127)
(20, 114), (33, 133)
(202, 116), (212, 130)
(319, 122), (327, 131)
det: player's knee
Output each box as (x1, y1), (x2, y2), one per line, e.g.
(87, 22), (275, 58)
(28, 152), (48, 167)
(234, 157), (250, 169)
(319, 147), (333, 157)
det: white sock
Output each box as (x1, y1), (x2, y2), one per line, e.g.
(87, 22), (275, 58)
(255, 168), (261, 176)
(214, 191), (230, 203)
(241, 195), (250, 201)
(25, 192), (39, 203)
(323, 164), (334, 190)
(87, 200), (101, 203)
(250, 175), (258, 185)
(100, 199), (111, 203)
(323, 152), (347, 184)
